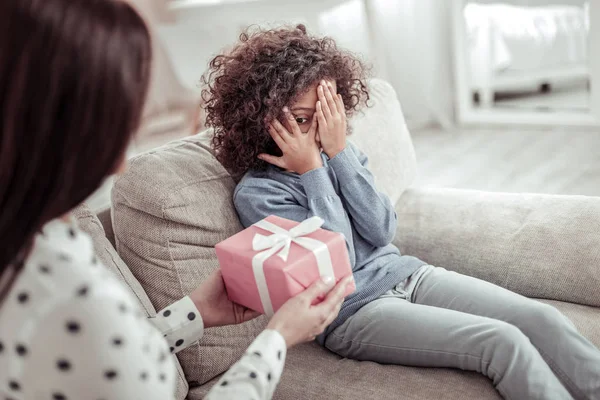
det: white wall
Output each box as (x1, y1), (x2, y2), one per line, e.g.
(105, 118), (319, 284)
(366, 0), (455, 128)
(156, 0), (456, 128)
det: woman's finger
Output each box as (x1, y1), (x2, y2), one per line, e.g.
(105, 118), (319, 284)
(319, 275), (353, 310)
(300, 276), (336, 303)
(321, 300), (343, 329)
(318, 83), (332, 119)
(271, 118), (293, 142)
(283, 107), (302, 136)
(258, 153), (287, 169)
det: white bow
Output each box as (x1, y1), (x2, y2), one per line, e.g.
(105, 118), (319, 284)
(252, 216), (325, 262)
(251, 216), (334, 317)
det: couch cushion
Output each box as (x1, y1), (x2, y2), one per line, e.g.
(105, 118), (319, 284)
(72, 203), (189, 399)
(112, 134), (269, 386)
(187, 299), (599, 400)
(394, 188), (600, 308)
(348, 79), (417, 206)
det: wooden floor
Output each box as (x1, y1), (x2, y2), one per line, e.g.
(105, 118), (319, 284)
(411, 126), (600, 197)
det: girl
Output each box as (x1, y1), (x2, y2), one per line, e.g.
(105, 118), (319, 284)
(0, 2), (349, 399)
(202, 24), (600, 400)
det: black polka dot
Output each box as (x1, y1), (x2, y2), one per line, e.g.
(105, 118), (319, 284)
(91, 256), (98, 265)
(0, 340), (4, 353)
(15, 344), (27, 356)
(17, 292), (29, 304)
(159, 373), (166, 382)
(277, 350), (282, 360)
(252, 351), (262, 357)
(57, 359), (71, 371)
(170, 347), (174, 353)
(68, 228), (76, 238)
(76, 285), (89, 297)
(66, 320), (81, 334)
(221, 381), (228, 387)
(187, 312), (196, 321)
(8, 380), (20, 391)
(159, 352), (167, 363)
(140, 371), (148, 381)
(58, 253), (71, 262)
(118, 303), (128, 313)
(249, 372), (257, 379)
(267, 373), (272, 381)
(163, 310), (171, 317)
(104, 370), (118, 380)
(175, 339), (184, 347)
(53, 393), (67, 400)
(112, 337), (123, 347)
(39, 264), (51, 274)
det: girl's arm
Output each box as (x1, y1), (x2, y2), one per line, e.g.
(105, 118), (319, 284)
(316, 80), (396, 248)
(328, 142), (397, 248)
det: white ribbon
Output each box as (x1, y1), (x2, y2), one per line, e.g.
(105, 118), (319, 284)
(251, 216), (335, 317)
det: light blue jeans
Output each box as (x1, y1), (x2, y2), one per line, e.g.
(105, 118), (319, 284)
(325, 265), (600, 400)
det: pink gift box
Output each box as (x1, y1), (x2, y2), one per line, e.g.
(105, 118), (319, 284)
(216, 215), (355, 316)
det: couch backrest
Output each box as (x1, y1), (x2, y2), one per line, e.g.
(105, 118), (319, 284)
(347, 79), (417, 206)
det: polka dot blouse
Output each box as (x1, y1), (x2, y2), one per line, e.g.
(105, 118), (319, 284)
(0, 218), (287, 399)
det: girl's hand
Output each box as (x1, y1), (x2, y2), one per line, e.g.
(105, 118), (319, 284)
(259, 108), (323, 175)
(316, 80), (347, 159)
(191, 269), (261, 328)
(267, 275), (354, 348)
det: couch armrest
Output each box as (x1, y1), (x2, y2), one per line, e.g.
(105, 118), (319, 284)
(394, 187), (600, 307)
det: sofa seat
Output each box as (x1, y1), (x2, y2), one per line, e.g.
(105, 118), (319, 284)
(188, 299), (600, 400)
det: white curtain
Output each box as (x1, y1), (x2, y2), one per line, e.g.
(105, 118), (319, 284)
(154, 0), (456, 129)
(319, 0), (455, 129)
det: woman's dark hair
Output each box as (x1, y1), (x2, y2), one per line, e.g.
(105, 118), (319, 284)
(201, 24), (370, 176)
(0, 0), (152, 286)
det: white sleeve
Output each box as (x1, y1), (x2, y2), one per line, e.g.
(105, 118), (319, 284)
(21, 293), (178, 400)
(205, 330), (287, 400)
(149, 296), (205, 354)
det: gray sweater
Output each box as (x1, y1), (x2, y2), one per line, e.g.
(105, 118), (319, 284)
(234, 143), (426, 344)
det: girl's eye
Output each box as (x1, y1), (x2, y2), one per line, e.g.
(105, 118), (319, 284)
(295, 117), (309, 124)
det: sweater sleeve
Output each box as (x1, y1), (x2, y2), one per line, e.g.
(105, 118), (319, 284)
(204, 330), (287, 400)
(234, 171), (357, 269)
(149, 296), (205, 354)
(327, 144), (397, 247)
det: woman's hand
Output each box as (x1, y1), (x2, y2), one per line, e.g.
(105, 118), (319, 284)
(190, 269), (261, 328)
(316, 80), (347, 159)
(266, 275), (354, 348)
(258, 108), (323, 175)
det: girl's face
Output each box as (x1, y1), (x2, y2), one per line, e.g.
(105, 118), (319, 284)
(285, 80), (337, 134)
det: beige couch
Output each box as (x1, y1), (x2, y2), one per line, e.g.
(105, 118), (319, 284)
(78, 79), (600, 399)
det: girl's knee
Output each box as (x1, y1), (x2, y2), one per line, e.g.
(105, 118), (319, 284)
(518, 302), (571, 332)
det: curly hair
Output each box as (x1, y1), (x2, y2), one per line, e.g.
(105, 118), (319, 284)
(201, 24), (370, 176)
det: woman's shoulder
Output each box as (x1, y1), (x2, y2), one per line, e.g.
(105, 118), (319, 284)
(0, 219), (173, 398)
(1, 218), (140, 327)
